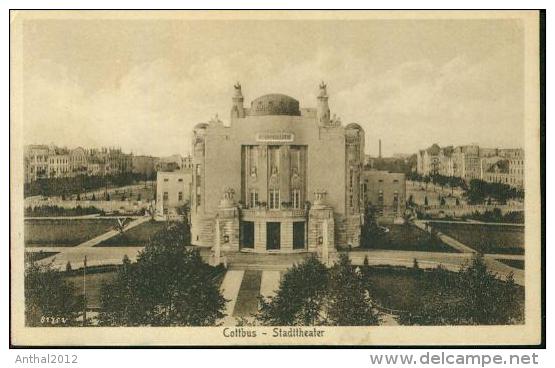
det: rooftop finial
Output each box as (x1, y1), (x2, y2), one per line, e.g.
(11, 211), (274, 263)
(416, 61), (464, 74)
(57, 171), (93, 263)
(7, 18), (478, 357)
(318, 81), (327, 97)
(233, 82), (243, 98)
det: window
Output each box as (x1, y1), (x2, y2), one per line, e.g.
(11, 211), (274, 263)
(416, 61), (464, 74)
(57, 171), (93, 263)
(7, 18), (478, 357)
(292, 189), (301, 209)
(249, 190), (259, 208)
(178, 192), (183, 201)
(293, 222), (305, 249)
(164, 178), (169, 182)
(269, 189), (280, 209)
(178, 178), (183, 182)
(163, 192), (168, 201)
(196, 194), (201, 206)
(266, 222), (281, 250)
(163, 208), (168, 215)
(393, 179), (399, 183)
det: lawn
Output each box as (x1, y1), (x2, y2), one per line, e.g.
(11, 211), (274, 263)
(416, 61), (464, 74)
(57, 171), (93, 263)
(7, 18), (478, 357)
(233, 270), (263, 317)
(431, 222), (524, 255)
(24, 219), (120, 247)
(364, 266), (524, 323)
(24, 251), (58, 262)
(63, 264), (226, 310)
(64, 270), (117, 309)
(96, 220), (167, 246)
(360, 224), (458, 253)
(498, 259), (525, 270)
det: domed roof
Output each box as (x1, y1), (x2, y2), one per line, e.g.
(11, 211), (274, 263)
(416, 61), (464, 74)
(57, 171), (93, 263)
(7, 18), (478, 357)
(345, 123), (364, 131)
(193, 122), (209, 130)
(250, 94), (300, 116)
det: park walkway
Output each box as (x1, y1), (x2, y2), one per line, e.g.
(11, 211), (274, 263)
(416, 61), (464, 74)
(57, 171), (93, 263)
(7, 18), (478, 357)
(218, 269), (282, 325)
(74, 216), (149, 248)
(348, 249), (524, 286)
(413, 220), (476, 253)
(423, 219), (525, 227)
(219, 270), (244, 326)
(32, 217), (150, 268)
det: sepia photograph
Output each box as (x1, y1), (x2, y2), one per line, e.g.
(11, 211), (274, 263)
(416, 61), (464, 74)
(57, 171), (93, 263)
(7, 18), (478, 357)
(9, 10), (543, 347)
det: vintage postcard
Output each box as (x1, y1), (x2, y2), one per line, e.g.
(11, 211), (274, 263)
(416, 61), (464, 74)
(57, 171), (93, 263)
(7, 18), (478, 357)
(10, 10), (543, 346)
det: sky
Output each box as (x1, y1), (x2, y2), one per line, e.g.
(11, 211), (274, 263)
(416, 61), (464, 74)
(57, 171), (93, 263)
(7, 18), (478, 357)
(21, 16), (525, 157)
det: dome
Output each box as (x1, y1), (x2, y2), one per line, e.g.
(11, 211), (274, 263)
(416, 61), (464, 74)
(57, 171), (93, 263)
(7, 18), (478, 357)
(345, 123), (364, 131)
(193, 122), (209, 130)
(250, 94), (300, 116)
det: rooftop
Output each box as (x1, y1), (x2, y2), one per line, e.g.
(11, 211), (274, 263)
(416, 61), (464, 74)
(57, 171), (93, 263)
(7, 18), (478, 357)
(249, 94), (301, 116)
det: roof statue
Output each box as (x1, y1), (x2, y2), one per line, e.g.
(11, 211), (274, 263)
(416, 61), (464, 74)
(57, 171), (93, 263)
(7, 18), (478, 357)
(318, 81), (328, 97)
(233, 82), (243, 98)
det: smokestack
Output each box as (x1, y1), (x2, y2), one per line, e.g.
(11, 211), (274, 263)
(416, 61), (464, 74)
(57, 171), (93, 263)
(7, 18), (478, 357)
(379, 139), (382, 158)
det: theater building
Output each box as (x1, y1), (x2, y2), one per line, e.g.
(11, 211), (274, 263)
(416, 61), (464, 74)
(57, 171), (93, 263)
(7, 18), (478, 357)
(190, 83), (365, 258)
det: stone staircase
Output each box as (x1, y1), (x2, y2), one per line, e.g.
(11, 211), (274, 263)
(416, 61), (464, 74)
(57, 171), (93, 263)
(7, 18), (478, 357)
(197, 218), (214, 245)
(227, 252), (312, 270)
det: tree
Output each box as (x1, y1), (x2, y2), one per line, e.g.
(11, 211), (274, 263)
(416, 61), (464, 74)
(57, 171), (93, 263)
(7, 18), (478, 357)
(257, 255), (379, 326)
(98, 255), (135, 326)
(65, 261), (72, 272)
(91, 193), (96, 201)
(25, 261), (84, 326)
(257, 256), (329, 326)
(99, 221), (224, 326)
(424, 196), (429, 206)
(326, 254), (379, 326)
(398, 255), (521, 326)
(457, 254), (521, 325)
(412, 258), (419, 270)
(360, 205), (385, 248)
(440, 197), (446, 206)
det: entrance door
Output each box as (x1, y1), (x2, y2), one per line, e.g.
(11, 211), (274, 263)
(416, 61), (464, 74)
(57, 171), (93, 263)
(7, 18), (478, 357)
(266, 222), (281, 250)
(240, 221), (254, 249)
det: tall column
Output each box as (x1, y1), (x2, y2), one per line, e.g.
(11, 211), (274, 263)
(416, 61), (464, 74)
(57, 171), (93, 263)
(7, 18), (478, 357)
(213, 217), (221, 266)
(322, 219), (329, 266)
